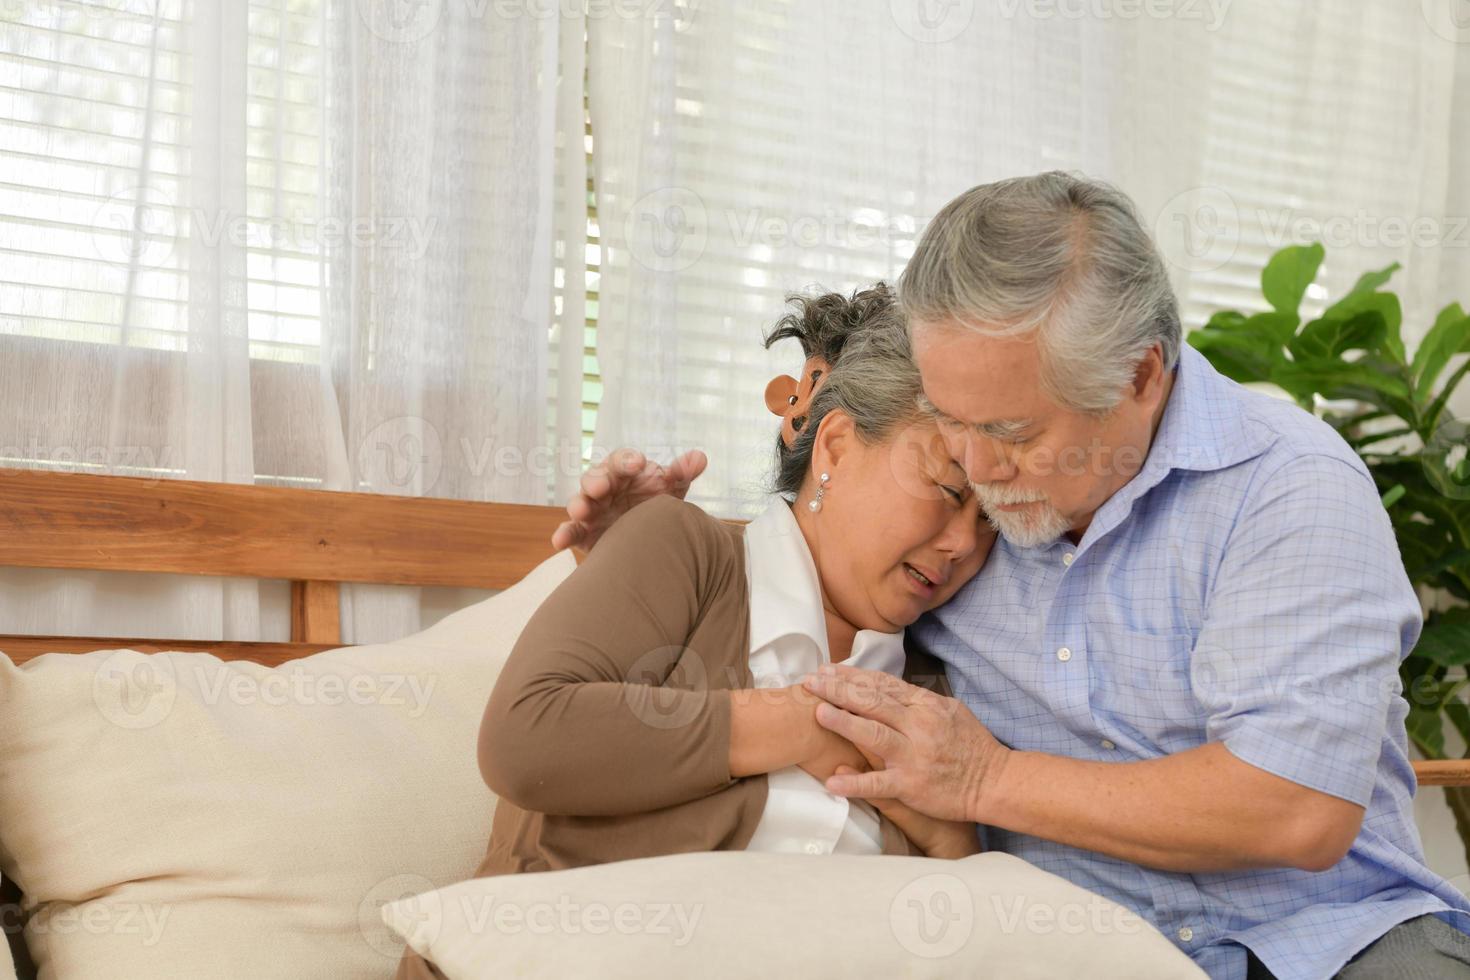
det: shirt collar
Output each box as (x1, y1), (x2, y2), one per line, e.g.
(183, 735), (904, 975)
(743, 496), (907, 675)
(1145, 343), (1274, 475)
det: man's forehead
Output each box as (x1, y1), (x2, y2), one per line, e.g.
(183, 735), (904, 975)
(920, 381), (1047, 429)
(912, 324), (1049, 422)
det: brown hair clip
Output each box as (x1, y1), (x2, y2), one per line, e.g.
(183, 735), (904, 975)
(764, 355), (832, 449)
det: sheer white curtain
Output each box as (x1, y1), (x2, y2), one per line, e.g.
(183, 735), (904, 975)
(0, 0), (571, 644)
(588, 0), (1470, 518)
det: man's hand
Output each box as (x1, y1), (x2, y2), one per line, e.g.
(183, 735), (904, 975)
(801, 662), (1009, 824)
(551, 448), (708, 552)
(833, 764), (982, 859)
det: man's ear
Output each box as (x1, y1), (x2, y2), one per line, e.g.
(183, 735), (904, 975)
(1131, 343), (1169, 406)
(810, 410), (856, 477)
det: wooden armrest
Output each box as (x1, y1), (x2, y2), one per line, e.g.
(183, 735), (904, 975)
(1413, 760), (1470, 786)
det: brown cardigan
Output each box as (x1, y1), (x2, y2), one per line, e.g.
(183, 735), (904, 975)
(395, 495), (955, 978)
(474, 494), (954, 874)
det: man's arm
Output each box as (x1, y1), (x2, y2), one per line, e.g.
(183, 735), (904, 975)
(805, 451), (1417, 874)
(979, 742), (1361, 872)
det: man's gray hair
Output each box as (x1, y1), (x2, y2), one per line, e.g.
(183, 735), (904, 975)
(898, 171), (1181, 415)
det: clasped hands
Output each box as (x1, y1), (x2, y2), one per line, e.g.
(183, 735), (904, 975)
(792, 661), (1009, 860)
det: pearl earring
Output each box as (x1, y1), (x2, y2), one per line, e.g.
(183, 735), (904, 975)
(808, 472), (830, 513)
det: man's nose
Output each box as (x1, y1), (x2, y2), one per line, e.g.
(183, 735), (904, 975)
(963, 435), (1017, 484)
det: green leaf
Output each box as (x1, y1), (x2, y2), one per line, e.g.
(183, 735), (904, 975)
(1324, 287), (1405, 363)
(1189, 330), (1280, 385)
(1407, 701), (1447, 758)
(1415, 622), (1470, 667)
(1261, 243), (1324, 320)
(1289, 310), (1387, 361)
(1382, 484), (1407, 508)
(1272, 356), (1415, 421)
(1412, 303), (1470, 401)
(1338, 262), (1402, 299)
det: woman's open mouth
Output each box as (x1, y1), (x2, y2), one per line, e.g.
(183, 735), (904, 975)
(902, 562), (938, 597)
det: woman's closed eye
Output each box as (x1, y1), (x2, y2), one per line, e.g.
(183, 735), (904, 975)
(938, 482), (968, 504)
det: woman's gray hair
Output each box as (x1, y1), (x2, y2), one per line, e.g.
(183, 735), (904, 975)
(898, 171), (1181, 415)
(763, 283), (924, 499)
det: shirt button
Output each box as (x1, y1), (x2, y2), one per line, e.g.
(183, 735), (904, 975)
(803, 841), (824, 855)
(1056, 647), (1072, 662)
(1177, 926), (1194, 943)
(1101, 739), (1116, 750)
(1062, 552), (1075, 566)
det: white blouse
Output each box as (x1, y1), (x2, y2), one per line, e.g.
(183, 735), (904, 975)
(739, 496), (907, 856)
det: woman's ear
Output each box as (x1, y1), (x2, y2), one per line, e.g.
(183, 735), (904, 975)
(810, 410), (856, 478)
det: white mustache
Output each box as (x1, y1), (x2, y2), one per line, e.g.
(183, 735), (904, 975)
(972, 483), (1049, 506)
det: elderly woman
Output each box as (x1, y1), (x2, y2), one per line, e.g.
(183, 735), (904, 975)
(395, 283), (995, 978)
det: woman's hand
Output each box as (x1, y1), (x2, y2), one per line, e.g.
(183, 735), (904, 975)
(833, 761), (982, 860)
(797, 723), (873, 784)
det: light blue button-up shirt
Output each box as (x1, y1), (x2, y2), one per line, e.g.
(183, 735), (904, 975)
(912, 343), (1470, 979)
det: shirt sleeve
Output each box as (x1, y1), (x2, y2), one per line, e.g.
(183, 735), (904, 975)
(1191, 452), (1422, 807)
(478, 495), (745, 817)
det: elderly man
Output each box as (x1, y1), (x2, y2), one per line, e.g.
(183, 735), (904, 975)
(555, 172), (1470, 979)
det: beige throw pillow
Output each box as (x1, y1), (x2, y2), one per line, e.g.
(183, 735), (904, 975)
(382, 849), (1206, 979)
(0, 549), (575, 980)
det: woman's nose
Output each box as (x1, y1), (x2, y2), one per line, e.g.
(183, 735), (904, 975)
(937, 501), (982, 562)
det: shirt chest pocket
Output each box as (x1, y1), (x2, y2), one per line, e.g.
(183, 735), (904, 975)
(1084, 625), (1206, 752)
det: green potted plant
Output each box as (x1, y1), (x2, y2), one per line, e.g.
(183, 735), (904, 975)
(1188, 242), (1470, 862)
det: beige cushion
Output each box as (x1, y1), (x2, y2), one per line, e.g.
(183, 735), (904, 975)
(0, 550), (575, 980)
(382, 849), (1206, 979)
